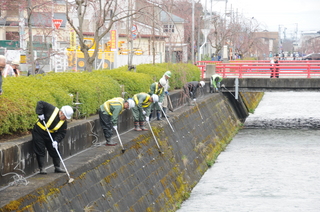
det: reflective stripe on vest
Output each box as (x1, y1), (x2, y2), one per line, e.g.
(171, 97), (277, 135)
(133, 94), (151, 108)
(149, 83), (164, 95)
(103, 97), (124, 115)
(36, 107), (65, 133)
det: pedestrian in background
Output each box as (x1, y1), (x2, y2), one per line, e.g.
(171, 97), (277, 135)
(132, 93), (159, 131)
(11, 61), (20, 77)
(1, 57), (14, 78)
(210, 74), (223, 93)
(98, 97), (135, 146)
(270, 54), (279, 78)
(32, 101), (74, 174)
(0, 55), (6, 95)
(160, 71), (172, 117)
(148, 78), (166, 120)
(183, 81), (205, 106)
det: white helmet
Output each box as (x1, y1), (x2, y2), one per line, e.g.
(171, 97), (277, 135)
(151, 94), (159, 103)
(126, 98), (135, 109)
(159, 78), (167, 87)
(61, 106), (74, 120)
(199, 81), (205, 87)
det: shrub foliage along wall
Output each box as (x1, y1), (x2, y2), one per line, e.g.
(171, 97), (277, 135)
(0, 63), (200, 136)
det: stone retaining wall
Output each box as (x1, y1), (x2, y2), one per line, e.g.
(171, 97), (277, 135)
(0, 91), (263, 212)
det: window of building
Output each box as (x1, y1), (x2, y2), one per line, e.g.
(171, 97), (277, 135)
(33, 35), (43, 42)
(6, 32), (19, 40)
(163, 25), (174, 33)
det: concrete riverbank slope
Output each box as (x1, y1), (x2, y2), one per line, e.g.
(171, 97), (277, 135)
(0, 91), (263, 212)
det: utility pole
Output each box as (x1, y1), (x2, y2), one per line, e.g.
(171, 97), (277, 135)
(127, 0), (134, 71)
(152, 2), (155, 65)
(27, 0), (35, 75)
(278, 25), (282, 54)
(191, 0), (194, 64)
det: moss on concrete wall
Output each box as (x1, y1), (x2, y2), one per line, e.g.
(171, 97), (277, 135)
(240, 92), (264, 113)
(0, 92), (264, 212)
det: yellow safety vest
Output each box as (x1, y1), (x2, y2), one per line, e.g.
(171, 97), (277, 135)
(37, 107), (65, 133)
(103, 97), (124, 115)
(149, 83), (164, 95)
(133, 93), (152, 108)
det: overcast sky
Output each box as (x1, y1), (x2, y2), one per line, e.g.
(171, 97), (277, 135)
(202, 0), (320, 38)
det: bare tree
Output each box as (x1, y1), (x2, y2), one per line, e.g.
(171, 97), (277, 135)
(299, 36), (320, 54)
(25, 0), (56, 75)
(161, 0), (203, 62)
(66, 0), (145, 72)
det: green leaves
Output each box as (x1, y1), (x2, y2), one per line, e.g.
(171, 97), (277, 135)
(0, 63), (200, 136)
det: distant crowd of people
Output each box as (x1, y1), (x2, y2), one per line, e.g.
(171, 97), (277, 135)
(0, 55), (21, 95)
(0, 55), (45, 95)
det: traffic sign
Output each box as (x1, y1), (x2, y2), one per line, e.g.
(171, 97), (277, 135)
(53, 19), (63, 29)
(132, 25), (137, 32)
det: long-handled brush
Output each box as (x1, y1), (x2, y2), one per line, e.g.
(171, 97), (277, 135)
(43, 121), (74, 184)
(146, 120), (164, 154)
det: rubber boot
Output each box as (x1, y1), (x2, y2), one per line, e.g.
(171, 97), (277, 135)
(149, 110), (153, 120)
(134, 121), (142, 131)
(139, 122), (148, 131)
(156, 110), (162, 120)
(106, 138), (118, 146)
(210, 86), (213, 93)
(53, 157), (66, 173)
(162, 108), (169, 118)
(106, 137), (117, 146)
(37, 155), (47, 174)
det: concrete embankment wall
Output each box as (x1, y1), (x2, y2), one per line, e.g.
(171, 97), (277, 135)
(0, 91), (263, 212)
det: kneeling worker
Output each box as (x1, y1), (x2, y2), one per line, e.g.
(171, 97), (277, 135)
(132, 93), (159, 131)
(32, 101), (74, 174)
(210, 74), (223, 93)
(99, 98), (135, 146)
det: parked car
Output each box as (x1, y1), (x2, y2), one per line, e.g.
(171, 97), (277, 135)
(302, 53), (320, 60)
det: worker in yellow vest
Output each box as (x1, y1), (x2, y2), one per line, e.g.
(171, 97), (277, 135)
(148, 78), (166, 120)
(132, 93), (159, 131)
(99, 97), (135, 146)
(210, 74), (223, 93)
(32, 101), (74, 174)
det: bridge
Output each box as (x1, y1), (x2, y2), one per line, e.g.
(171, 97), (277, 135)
(198, 60), (320, 92)
(220, 78), (320, 92)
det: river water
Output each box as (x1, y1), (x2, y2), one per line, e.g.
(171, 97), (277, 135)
(177, 92), (320, 212)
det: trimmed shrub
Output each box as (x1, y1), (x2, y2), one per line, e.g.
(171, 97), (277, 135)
(0, 63), (200, 136)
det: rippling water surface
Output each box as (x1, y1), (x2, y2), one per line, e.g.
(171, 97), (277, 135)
(177, 92), (320, 212)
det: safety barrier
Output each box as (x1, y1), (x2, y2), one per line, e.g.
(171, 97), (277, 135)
(197, 61), (320, 78)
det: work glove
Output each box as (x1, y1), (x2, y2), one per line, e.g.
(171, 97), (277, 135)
(158, 102), (162, 107)
(38, 114), (45, 121)
(113, 126), (117, 130)
(193, 99), (196, 102)
(145, 116), (150, 122)
(165, 91), (169, 95)
(52, 141), (58, 149)
(142, 110), (146, 115)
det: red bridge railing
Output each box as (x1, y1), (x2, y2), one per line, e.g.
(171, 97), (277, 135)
(197, 60), (320, 78)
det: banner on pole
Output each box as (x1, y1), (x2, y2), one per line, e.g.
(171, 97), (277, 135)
(110, 30), (117, 51)
(70, 30), (76, 50)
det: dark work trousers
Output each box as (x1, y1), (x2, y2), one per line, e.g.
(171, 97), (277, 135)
(131, 106), (145, 122)
(99, 109), (113, 140)
(32, 128), (60, 165)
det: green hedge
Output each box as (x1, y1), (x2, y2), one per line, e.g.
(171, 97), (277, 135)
(0, 63), (200, 136)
